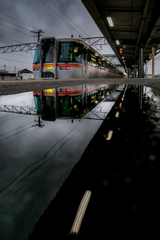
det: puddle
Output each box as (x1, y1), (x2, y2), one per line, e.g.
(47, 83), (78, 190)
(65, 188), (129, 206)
(0, 83), (124, 240)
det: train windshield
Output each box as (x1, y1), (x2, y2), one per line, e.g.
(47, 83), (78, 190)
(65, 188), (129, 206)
(33, 94), (41, 114)
(42, 96), (55, 120)
(58, 42), (82, 63)
(33, 45), (40, 64)
(44, 44), (55, 63)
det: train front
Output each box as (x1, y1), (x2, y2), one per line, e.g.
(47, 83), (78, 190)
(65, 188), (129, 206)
(33, 38), (57, 79)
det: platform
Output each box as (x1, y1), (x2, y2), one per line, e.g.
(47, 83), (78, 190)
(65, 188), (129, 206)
(0, 78), (160, 95)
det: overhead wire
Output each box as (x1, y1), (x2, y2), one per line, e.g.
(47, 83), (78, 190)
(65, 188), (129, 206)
(49, 0), (91, 38)
(0, 11), (38, 30)
(0, 17), (33, 32)
(48, 0), (107, 54)
(0, 22), (33, 38)
(0, 35), (24, 44)
(39, 0), (105, 54)
(0, 120), (33, 139)
(0, 118), (89, 194)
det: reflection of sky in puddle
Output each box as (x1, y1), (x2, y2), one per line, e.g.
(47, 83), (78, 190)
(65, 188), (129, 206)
(0, 85), (121, 240)
(0, 91), (35, 107)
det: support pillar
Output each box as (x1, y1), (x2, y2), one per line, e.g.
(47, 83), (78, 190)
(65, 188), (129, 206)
(152, 47), (155, 78)
(128, 68), (130, 78)
(138, 45), (144, 78)
(138, 45), (144, 109)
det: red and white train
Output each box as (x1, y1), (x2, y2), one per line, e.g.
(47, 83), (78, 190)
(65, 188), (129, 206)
(33, 37), (125, 80)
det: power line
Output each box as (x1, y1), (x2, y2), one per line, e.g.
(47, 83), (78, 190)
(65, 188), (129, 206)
(49, 0), (90, 38)
(39, 0), (85, 37)
(0, 17), (33, 32)
(48, 1), (106, 54)
(0, 35), (23, 44)
(0, 22), (33, 38)
(0, 11), (38, 30)
(39, 0), (105, 54)
(0, 39), (11, 45)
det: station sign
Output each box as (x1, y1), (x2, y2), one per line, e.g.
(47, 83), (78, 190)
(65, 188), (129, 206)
(149, 53), (155, 59)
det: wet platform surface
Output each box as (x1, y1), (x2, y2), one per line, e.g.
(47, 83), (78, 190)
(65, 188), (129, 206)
(0, 83), (160, 239)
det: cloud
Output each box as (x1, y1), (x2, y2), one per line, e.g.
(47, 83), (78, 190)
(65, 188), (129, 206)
(0, 0), (114, 72)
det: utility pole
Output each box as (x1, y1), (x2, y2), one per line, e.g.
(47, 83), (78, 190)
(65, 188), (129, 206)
(152, 47), (155, 78)
(31, 30), (44, 42)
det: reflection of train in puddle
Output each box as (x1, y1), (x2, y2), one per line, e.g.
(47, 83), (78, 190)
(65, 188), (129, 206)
(33, 84), (124, 121)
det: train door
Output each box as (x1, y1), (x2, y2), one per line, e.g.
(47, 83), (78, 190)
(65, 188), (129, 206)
(82, 47), (86, 78)
(40, 38), (57, 79)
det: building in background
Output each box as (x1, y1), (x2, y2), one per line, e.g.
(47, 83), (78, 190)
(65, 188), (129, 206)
(18, 68), (34, 80)
(0, 70), (16, 81)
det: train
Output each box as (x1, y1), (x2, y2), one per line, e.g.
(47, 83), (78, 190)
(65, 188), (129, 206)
(33, 84), (124, 121)
(33, 37), (126, 80)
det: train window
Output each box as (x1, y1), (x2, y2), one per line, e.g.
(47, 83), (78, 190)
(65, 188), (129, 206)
(102, 61), (106, 68)
(33, 45), (40, 64)
(58, 42), (82, 63)
(91, 53), (97, 67)
(86, 49), (91, 62)
(98, 58), (102, 68)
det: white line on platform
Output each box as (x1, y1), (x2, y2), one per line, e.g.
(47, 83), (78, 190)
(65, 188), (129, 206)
(115, 112), (119, 118)
(106, 130), (113, 140)
(69, 190), (92, 235)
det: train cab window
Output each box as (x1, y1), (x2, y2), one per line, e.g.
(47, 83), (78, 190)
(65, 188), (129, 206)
(58, 42), (82, 63)
(45, 44), (55, 63)
(33, 44), (40, 64)
(42, 96), (55, 120)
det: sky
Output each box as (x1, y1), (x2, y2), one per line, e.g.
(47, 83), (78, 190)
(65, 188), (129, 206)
(0, 0), (159, 74)
(0, 0), (115, 73)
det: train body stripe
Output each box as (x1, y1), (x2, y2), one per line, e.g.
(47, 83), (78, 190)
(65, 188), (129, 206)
(57, 63), (122, 77)
(43, 63), (55, 67)
(33, 64), (40, 68)
(33, 63), (123, 78)
(33, 84), (108, 96)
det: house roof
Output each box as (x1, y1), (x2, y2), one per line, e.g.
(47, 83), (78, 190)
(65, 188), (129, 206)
(19, 68), (33, 73)
(0, 70), (8, 73)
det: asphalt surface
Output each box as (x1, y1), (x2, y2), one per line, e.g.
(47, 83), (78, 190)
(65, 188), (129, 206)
(1, 78), (160, 95)
(28, 86), (160, 239)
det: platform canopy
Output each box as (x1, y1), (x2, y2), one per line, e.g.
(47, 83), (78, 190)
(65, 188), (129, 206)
(82, 0), (160, 70)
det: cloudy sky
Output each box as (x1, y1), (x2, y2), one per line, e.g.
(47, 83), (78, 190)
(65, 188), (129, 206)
(0, 0), (159, 74)
(0, 0), (115, 73)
